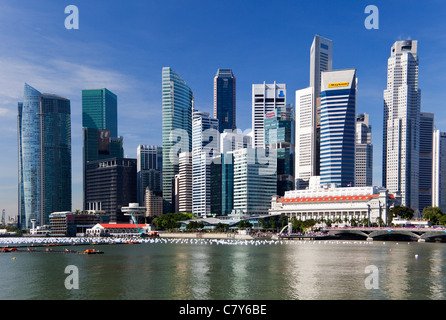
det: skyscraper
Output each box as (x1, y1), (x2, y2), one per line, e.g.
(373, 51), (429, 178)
(310, 35), (333, 177)
(192, 110), (219, 217)
(433, 130), (446, 212)
(310, 35), (333, 101)
(18, 84), (71, 229)
(355, 113), (373, 187)
(137, 145), (162, 206)
(214, 69), (236, 133)
(383, 40), (421, 211)
(320, 69), (357, 187)
(162, 67), (194, 213)
(419, 113), (434, 212)
(295, 87), (316, 189)
(264, 104), (294, 196)
(82, 88), (123, 210)
(252, 82), (286, 148)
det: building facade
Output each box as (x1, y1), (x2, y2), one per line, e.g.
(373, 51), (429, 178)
(192, 111), (219, 217)
(320, 69), (357, 187)
(355, 113), (373, 187)
(383, 40), (421, 212)
(82, 88), (123, 211)
(264, 104), (295, 196)
(137, 145), (162, 206)
(162, 67), (194, 213)
(252, 82), (286, 148)
(433, 130), (446, 212)
(214, 69), (236, 133)
(270, 185), (397, 225)
(232, 148), (277, 215)
(85, 158), (137, 223)
(18, 84), (71, 229)
(178, 152), (193, 213)
(419, 113), (434, 213)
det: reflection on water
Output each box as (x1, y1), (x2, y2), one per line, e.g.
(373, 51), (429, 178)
(1, 240), (445, 300)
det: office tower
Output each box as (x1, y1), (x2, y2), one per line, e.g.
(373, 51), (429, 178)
(137, 145), (162, 206)
(145, 188), (163, 218)
(162, 67), (194, 213)
(433, 130), (446, 212)
(310, 35), (333, 176)
(264, 104), (295, 196)
(355, 113), (373, 187)
(320, 69), (357, 187)
(210, 152), (235, 216)
(85, 158), (137, 223)
(214, 69), (236, 133)
(252, 82), (286, 148)
(178, 152), (192, 213)
(310, 35), (333, 101)
(82, 88), (123, 210)
(18, 84), (71, 229)
(192, 110), (219, 217)
(419, 113), (434, 213)
(232, 148), (277, 215)
(383, 40), (421, 211)
(295, 87), (316, 189)
(220, 130), (252, 154)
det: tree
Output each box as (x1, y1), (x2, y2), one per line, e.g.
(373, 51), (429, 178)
(422, 207), (444, 225)
(391, 206), (414, 220)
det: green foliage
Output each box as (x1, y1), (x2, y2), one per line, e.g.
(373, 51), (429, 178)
(290, 218), (316, 232)
(422, 207), (446, 225)
(186, 221), (204, 231)
(238, 220), (253, 229)
(153, 212), (194, 231)
(391, 206), (414, 220)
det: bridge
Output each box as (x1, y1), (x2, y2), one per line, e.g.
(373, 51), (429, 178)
(323, 227), (446, 242)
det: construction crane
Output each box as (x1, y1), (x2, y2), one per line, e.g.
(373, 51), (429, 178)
(121, 203), (146, 236)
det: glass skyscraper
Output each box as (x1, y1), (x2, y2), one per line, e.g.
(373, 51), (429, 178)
(320, 69), (357, 187)
(214, 69), (236, 133)
(18, 84), (71, 229)
(162, 67), (194, 213)
(82, 88), (123, 210)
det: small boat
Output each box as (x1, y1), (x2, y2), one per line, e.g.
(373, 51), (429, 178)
(84, 249), (104, 254)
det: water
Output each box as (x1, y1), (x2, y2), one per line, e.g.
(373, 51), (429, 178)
(1, 238), (445, 300)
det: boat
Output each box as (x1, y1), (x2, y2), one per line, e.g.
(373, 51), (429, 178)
(84, 249), (104, 254)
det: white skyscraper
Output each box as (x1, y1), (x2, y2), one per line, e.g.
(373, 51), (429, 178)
(383, 40), (421, 212)
(295, 87), (316, 189)
(310, 35), (333, 101)
(220, 130), (252, 154)
(252, 82), (286, 148)
(432, 130), (446, 212)
(355, 114), (373, 187)
(192, 110), (219, 217)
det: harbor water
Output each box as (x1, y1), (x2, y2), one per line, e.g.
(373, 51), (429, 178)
(1, 237), (445, 300)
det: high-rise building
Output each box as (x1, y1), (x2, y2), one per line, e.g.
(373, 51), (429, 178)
(178, 152), (192, 213)
(192, 110), (219, 217)
(85, 158), (137, 223)
(210, 153), (234, 216)
(295, 87), (317, 189)
(264, 104), (295, 196)
(419, 113), (434, 213)
(433, 130), (446, 212)
(162, 67), (194, 213)
(137, 145), (162, 206)
(232, 148), (277, 215)
(82, 88), (123, 210)
(383, 40), (421, 212)
(310, 35), (333, 102)
(355, 113), (373, 187)
(214, 69), (236, 133)
(252, 82), (286, 148)
(220, 130), (252, 154)
(310, 35), (333, 177)
(320, 69), (357, 187)
(18, 84), (71, 229)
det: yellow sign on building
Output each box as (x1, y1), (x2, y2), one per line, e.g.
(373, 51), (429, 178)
(328, 82), (349, 88)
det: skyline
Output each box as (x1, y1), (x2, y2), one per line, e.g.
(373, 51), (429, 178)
(2, 1), (446, 219)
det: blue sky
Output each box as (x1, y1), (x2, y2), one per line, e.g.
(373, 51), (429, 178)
(1, 0), (446, 220)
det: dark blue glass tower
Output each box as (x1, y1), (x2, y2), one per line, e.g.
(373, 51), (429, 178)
(213, 69), (236, 133)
